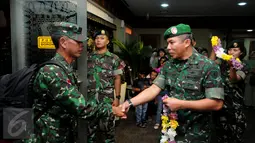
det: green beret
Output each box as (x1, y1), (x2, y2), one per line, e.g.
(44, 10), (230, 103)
(164, 23), (192, 40)
(50, 22), (87, 42)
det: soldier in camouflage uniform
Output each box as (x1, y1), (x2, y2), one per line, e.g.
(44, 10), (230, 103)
(21, 22), (124, 143)
(120, 23), (224, 143)
(210, 40), (248, 143)
(87, 30), (125, 143)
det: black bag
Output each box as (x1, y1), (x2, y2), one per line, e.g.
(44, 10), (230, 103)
(0, 60), (67, 140)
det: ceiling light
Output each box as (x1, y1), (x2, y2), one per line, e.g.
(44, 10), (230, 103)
(247, 29), (253, 32)
(238, 2), (247, 6)
(161, 3), (169, 7)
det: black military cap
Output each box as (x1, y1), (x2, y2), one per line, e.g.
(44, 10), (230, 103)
(93, 30), (109, 39)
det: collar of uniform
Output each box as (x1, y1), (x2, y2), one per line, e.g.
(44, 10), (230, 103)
(172, 48), (199, 65)
(52, 53), (74, 73)
(186, 48), (199, 65)
(92, 50), (112, 57)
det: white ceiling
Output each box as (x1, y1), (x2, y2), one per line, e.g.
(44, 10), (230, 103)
(123, 0), (255, 17)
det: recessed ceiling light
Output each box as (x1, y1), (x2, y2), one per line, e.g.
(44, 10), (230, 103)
(161, 3), (169, 8)
(247, 29), (253, 32)
(238, 2), (247, 6)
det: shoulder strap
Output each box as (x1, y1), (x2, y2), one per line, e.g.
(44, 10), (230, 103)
(44, 60), (78, 84)
(40, 60), (77, 84)
(40, 60), (69, 75)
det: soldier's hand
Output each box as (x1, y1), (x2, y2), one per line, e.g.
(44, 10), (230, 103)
(112, 99), (119, 107)
(163, 97), (183, 111)
(227, 60), (233, 67)
(112, 106), (125, 117)
(119, 101), (130, 119)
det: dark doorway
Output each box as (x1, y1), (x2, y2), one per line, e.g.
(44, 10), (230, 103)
(0, 0), (11, 76)
(140, 34), (160, 49)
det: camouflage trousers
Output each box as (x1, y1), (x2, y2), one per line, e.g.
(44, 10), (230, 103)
(87, 95), (115, 143)
(87, 111), (115, 143)
(215, 109), (247, 143)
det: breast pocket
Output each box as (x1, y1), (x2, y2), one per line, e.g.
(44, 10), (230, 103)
(182, 78), (202, 99)
(87, 59), (94, 69)
(182, 80), (200, 91)
(101, 63), (113, 71)
(186, 69), (202, 80)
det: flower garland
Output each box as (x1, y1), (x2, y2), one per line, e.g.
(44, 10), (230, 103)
(211, 36), (243, 70)
(160, 95), (179, 143)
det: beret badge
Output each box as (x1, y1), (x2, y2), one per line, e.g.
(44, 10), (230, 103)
(101, 30), (106, 35)
(233, 42), (238, 47)
(171, 27), (178, 34)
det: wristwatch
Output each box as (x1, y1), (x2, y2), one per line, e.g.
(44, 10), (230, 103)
(127, 99), (134, 107)
(116, 95), (121, 100)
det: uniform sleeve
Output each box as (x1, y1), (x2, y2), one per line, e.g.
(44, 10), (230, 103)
(113, 56), (126, 75)
(202, 63), (224, 100)
(215, 58), (222, 65)
(236, 63), (249, 80)
(37, 65), (112, 119)
(152, 65), (166, 89)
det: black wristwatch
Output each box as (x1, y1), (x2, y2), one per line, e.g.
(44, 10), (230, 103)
(116, 95), (121, 100)
(127, 99), (134, 107)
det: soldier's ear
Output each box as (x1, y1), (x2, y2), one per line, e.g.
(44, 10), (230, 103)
(59, 36), (67, 49)
(184, 38), (191, 48)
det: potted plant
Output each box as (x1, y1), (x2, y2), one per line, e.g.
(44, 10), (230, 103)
(112, 39), (152, 85)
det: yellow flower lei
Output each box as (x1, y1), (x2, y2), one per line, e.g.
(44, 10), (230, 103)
(211, 36), (243, 69)
(160, 96), (179, 143)
(211, 36), (218, 47)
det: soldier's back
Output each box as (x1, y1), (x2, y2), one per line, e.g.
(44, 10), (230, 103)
(23, 56), (78, 143)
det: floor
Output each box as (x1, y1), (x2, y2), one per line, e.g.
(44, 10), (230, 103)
(115, 107), (160, 143)
(115, 107), (255, 143)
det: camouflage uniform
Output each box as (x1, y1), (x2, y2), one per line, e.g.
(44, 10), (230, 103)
(215, 59), (248, 143)
(87, 50), (125, 143)
(18, 22), (111, 143)
(153, 49), (224, 143)
(20, 53), (111, 143)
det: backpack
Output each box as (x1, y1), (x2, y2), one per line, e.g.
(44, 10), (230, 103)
(0, 60), (67, 140)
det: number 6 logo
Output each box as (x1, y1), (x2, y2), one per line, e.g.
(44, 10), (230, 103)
(8, 110), (29, 137)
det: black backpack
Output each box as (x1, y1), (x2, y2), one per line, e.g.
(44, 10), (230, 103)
(0, 60), (67, 140)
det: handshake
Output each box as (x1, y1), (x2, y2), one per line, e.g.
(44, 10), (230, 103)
(111, 97), (184, 119)
(111, 101), (130, 119)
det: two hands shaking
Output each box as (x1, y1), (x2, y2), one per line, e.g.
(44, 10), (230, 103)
(112, 97), (182, 119)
